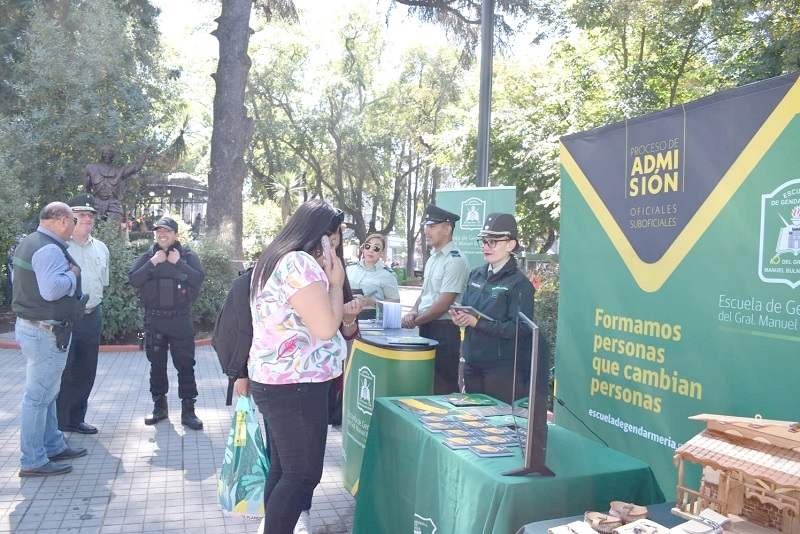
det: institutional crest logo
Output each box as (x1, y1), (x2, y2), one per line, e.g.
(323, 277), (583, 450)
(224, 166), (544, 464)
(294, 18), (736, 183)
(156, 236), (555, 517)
(356, 366), (376, 415)
(460, 197), (486, 231)
(759, 178), (800, 288)
(413, 514), (437, 534)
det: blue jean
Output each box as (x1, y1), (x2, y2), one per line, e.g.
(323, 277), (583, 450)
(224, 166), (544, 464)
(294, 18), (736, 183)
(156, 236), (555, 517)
(251, 380), (331, 534)
(15, 318), (69, 469)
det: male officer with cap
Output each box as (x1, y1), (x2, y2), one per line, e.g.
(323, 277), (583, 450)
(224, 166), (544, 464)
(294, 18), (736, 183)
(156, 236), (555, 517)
(12, 202), (88, 477)
(402, 204), (470, 394)
(57, 193), (109, 435)
(129, 216), (205, 430)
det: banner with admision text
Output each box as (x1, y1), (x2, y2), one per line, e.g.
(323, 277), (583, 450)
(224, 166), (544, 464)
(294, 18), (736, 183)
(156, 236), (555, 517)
(557, 72), (800, 493)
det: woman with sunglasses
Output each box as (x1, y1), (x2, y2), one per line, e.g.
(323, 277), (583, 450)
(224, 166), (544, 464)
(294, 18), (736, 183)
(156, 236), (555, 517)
(448, 213), (534, 404)
(246, 199), (361, 534)
(346, 233), (400, 320)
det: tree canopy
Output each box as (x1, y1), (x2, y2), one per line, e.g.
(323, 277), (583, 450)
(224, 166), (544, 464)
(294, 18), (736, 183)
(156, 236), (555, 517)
(3, 0), (800, 265)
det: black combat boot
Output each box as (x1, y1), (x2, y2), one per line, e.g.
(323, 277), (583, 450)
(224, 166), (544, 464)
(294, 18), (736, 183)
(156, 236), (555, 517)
(145, 395), (168, 425)
(181, 399), (203, 430)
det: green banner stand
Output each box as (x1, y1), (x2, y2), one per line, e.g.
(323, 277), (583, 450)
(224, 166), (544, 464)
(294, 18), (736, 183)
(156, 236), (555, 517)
(342, 337), (436, 495)
(436, 187), (517, 269)
(557, 72), (800, 493)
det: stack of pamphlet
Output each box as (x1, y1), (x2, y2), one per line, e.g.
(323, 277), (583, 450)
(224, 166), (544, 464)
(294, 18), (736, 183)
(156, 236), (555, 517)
(416, 414), (522, 457)
(376, 301), (402, 328)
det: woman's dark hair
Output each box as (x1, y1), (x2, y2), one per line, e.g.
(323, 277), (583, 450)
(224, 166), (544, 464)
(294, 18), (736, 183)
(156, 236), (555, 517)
(329, 223), (354, 303)
(250, 199), (347, 302)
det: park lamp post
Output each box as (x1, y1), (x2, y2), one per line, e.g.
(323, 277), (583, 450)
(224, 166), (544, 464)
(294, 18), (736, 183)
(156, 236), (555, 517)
(476, 0), (495, 189)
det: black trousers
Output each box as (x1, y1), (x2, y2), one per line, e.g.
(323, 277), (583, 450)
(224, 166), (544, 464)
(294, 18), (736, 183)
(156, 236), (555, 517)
(419, 320), (461, 395)
(251, 380), (331, 534)
(463, 359), (525, 405)
(57, 305), (102, 427)
(144, 313), (198, 400)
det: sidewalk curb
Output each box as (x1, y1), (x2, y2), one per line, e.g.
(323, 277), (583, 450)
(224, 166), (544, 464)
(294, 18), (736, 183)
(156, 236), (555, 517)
(0, 337), (212, 352)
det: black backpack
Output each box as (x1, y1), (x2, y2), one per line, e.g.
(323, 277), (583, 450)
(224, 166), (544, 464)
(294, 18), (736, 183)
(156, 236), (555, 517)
(211, 268), (253, 405)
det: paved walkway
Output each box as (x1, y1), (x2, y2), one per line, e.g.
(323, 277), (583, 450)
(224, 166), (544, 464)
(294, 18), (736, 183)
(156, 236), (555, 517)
(0, 344), (354, 533)
(0, 287), (421, 533)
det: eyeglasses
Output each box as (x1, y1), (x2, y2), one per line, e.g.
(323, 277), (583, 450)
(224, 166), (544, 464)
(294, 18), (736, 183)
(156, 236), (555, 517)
(477, 238), (510, 249)
(363, 243), (382, 253)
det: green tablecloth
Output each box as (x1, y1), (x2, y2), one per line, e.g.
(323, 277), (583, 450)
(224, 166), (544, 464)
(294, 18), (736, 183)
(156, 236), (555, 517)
(352, 396), (665, 534)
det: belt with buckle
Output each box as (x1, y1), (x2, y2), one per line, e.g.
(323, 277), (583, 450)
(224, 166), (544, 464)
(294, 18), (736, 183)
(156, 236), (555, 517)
(21, 318), (58, 333)
(145, 309), (186, 318)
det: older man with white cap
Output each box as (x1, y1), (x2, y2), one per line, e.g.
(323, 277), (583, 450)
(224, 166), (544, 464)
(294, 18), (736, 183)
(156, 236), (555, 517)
(56, 193), (109, 435)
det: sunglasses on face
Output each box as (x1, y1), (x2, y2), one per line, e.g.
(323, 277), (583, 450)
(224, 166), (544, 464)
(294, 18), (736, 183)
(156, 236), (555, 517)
(477, 238), (510, 249)
(363, 243), (382, 253)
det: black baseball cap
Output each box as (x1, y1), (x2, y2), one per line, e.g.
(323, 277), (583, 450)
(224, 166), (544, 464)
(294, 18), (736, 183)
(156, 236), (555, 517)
(153, 216), (178, 232)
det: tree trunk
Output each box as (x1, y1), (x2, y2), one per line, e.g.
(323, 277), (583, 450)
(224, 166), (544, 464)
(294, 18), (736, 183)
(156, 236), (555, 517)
(207, 0), (254, 262)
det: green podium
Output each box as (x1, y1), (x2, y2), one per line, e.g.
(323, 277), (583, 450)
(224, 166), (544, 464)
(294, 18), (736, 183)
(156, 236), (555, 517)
(341, 329), (436, 495)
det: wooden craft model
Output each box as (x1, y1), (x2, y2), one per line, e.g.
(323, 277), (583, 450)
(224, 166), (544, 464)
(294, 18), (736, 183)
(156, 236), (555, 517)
(672, 414), (800, 534)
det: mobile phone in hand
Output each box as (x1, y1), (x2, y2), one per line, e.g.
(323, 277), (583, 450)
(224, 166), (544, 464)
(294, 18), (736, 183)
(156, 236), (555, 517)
(321, 235), (332, 269)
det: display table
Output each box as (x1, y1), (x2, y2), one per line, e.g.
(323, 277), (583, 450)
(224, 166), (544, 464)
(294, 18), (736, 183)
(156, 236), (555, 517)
(515, 502), (681, 534)
(352, 396), (665, 534)
(341, 328), (437, 495)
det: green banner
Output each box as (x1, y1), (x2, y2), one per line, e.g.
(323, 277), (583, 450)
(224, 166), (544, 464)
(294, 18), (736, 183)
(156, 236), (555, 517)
(436, 187), (517, 268)
(557, 72), (800, 494)
(341, 339), (435, 495)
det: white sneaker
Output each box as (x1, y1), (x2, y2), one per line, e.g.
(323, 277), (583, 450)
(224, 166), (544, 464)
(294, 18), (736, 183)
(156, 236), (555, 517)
(294, 510), (311, 534)
(257, 517), (265, 534)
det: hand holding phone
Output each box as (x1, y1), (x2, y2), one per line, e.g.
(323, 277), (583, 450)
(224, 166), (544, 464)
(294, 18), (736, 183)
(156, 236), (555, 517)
(321, 235), (332, 270)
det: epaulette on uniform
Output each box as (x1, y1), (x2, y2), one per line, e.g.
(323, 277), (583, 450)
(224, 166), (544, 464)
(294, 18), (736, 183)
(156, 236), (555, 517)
(450, 250), (461, 257)
(383, 267), (394, 273)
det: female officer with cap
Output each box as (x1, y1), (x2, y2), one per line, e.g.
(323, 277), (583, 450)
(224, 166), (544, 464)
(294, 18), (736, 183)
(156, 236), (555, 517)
(449, 212), (534, 404)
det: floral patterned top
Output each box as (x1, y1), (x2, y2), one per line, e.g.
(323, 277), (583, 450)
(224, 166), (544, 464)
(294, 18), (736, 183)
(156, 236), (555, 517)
(249, 251), (345, 385)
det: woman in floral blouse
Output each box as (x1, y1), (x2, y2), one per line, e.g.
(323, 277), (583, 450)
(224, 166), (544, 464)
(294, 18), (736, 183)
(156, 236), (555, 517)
(247, 199), (360, 533)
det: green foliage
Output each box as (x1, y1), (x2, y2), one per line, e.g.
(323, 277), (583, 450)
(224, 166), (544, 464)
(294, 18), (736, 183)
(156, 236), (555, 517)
(0, 268), (9, 308)
(93, 219), (142, 342)
(532, 267), (559, 365)
(0, 0), (181, 210)
(532, 264), (559, 407)
(189, 237), (239, 327)
(0, 174), (27, 302)
(243, 200), (282, 263)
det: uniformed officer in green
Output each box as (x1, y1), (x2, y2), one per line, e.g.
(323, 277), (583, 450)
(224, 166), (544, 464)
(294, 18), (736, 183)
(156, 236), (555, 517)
(401, 204), (470, 394)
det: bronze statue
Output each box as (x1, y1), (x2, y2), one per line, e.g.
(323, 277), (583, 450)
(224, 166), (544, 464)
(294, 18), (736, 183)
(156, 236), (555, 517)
(84, 145), (153, 220)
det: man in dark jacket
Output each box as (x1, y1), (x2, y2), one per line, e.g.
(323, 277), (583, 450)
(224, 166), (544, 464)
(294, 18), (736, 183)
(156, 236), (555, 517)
(12, 202), (88, 476)
(129, 217), (205, 430)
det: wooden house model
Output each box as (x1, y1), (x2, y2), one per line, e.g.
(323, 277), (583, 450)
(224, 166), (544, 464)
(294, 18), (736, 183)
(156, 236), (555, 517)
(672, 414), (800, 534)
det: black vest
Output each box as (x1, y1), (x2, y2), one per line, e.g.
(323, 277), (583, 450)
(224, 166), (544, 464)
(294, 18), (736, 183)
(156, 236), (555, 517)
(12, 230), (85, 322)
(135, 243), (196, 312)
